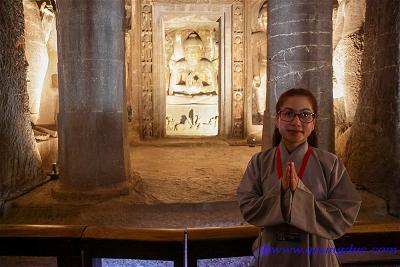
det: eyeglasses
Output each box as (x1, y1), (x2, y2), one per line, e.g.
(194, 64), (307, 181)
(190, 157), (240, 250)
(277, 110), (316, 123)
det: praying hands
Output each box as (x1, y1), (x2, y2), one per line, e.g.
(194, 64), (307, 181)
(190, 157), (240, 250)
(281, 162), (299, 192)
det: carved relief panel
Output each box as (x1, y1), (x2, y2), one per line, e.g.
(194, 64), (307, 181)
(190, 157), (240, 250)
(232, 0), (245, 138)
(140, 1), (154, 138)
(165, 25), (219, 136)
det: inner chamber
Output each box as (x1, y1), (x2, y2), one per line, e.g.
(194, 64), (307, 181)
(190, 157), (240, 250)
(164, 17), (220, 137)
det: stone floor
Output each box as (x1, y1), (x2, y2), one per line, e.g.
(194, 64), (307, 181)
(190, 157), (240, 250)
(1, 139), (259, 227)
(1, 139), (400, 266)
(1, 139), (398, 226)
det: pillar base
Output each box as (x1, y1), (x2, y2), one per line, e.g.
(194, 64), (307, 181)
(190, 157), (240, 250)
(51, 181), (129, 203)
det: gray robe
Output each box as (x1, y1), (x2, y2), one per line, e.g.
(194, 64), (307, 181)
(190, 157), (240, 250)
(237, 141), (362, 266)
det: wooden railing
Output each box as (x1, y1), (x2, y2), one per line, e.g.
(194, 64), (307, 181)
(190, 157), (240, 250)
(0, 224), (85, 267)
(81, 226), (185, 267)
(1, 223), (400, 267)
(186, 225), (258, 267)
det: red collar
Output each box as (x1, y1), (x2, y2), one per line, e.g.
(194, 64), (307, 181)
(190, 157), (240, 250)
(276, 144), (312, 180)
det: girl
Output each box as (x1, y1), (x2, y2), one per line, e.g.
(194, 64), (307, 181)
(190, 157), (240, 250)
(237, 88), (361, 266)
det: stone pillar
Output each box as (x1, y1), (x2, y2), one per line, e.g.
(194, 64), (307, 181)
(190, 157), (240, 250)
(346, 0), (400, 216)
(54, 0), (129, 197)
(262, 0), (334, 152)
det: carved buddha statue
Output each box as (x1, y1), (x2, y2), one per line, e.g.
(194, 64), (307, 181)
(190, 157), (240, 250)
(251, 3), (268, 124)
(168, 33), (218, 96)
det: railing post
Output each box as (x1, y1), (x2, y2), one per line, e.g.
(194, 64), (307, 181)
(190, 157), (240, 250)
(57, 253), (83, 267)
(82, 251), (102, 267)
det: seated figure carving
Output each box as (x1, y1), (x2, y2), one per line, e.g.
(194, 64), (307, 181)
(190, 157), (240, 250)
(168, 33), (218, 96)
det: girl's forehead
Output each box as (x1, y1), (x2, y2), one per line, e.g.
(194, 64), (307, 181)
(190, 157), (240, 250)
(280, 96), (313, 110)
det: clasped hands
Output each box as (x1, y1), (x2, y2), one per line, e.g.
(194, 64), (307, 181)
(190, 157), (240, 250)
(281, 162), (299, 193)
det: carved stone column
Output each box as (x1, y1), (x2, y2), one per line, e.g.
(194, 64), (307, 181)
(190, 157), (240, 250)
(54, 0), (129, 198)
(262, 0), (334, 152)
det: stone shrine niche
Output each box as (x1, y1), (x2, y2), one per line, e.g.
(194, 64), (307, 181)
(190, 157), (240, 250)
(165, 25), (220, 136)
(147, 2), (239, 139)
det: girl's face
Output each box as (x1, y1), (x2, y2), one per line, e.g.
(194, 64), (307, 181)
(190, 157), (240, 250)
(275, 96), (315, 148)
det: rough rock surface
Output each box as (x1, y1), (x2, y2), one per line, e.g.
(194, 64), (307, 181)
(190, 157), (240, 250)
(345, 0), (400, 216)
(0, 0), (45, 203)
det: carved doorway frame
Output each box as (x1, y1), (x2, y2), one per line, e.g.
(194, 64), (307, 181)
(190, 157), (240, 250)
(152, 3), (232, 138)
(138, 0), (245, 139)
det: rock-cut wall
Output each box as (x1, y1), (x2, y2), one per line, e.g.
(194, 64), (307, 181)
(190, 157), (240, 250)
(345, 0), (400, 216)
(0, 0), (45, 204)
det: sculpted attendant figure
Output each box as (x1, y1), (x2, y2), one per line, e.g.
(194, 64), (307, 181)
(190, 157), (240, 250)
(24, 0), (57, 140)
(237, 88), (361, 266)
(251, 3), (268, 124)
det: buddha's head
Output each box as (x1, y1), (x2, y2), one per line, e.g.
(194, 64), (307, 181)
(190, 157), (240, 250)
(258, 3), (268, 31)
(183, 33), (204, 66)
